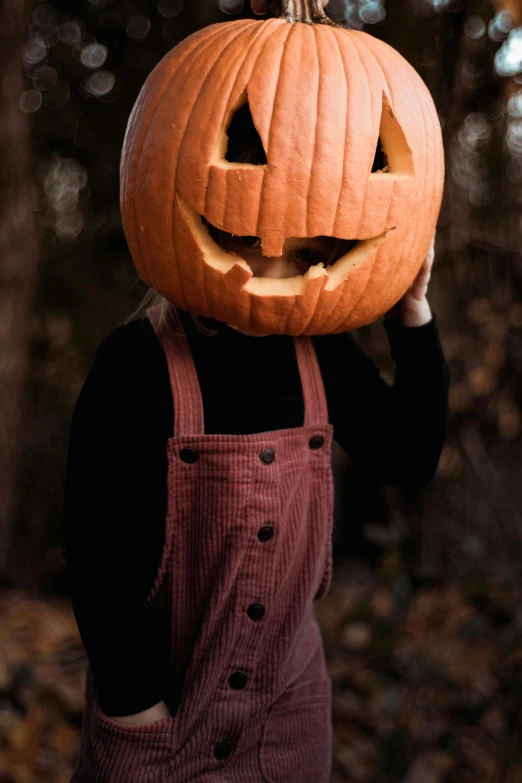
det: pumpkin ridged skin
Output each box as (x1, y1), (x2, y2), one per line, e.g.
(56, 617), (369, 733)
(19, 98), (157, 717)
(121, 19), (444, 335)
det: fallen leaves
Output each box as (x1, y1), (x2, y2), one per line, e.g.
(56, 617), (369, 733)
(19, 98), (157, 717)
(315, 558), (522, 782)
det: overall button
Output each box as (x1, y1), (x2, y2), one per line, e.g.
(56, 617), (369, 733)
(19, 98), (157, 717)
(228, 671), (248, 689)
(247, 602), (265, 620)
(179, 447), (199, 463)
(258, 525), (274, 542)
(259, 447), (275, 464)
(309, 435), (324, 450)
(213, 740), (232, 760)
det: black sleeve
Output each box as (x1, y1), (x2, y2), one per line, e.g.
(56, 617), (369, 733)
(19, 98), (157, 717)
(61, 322), (169, 717)
(317, 313), (450, 489)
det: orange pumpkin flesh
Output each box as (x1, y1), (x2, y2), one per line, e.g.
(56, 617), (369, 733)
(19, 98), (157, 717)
(121, 15), (444, 335)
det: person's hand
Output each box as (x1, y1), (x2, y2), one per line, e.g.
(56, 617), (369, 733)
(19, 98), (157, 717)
(384, 232), (436, 327)
(108, 700), (171, 727)
(218, 0), (329, 15)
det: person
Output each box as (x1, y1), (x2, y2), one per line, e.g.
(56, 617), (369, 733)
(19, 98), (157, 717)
(63, 17), (449, 774)
(63, 212), (448, 781)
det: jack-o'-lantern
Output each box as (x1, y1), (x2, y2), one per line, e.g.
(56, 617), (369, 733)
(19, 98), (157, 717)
(120, 0), (444, 335)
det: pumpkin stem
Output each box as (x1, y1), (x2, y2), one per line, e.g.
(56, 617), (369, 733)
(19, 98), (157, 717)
(271, 0), (340, 25)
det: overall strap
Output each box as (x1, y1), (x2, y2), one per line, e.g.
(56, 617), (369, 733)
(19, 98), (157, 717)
(147, 303), (205, 437)
(293, 336), (329, 428)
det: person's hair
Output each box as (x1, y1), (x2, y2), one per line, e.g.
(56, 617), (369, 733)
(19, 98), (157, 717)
(123, 288), (219, 336)
(124, 288), (169, 327)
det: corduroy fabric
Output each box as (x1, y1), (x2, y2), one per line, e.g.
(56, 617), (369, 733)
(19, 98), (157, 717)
(69, 303), (335, 782)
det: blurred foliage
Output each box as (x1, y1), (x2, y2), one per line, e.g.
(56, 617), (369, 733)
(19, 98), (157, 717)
(319, 556), (522, 783)
(11, 0), (522, 586)
(10, 0), (522, 587)
(3, 557), (522, 781)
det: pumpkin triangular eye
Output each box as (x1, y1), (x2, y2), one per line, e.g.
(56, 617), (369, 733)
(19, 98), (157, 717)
(371, 138), (388, 173)
(370, 93), (414, 177)
(225, 101), (268, 165)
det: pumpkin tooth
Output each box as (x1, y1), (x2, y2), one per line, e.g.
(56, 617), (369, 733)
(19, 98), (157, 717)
(300, 263), (328, 295)
(307, 264), (327, 277)
(259, 230), (285, 257)
(225, 259), (253, 287)
(302, 263), (327, 292)
(324, 228), (392, 291)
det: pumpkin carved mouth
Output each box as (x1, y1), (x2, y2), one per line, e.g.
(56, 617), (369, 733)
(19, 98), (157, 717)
(177, 193), (395, 296)
(203, 216), (360, 274)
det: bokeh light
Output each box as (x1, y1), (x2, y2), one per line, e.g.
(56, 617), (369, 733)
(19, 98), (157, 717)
(36, 23), (60, 46)
(495, 28), (522, 77)
(218, 0), (243, 13)
(84, 71), (115, 97)
(157, 0), (184, 17)
(55, 210), (84, 240)
(505, 118), (522, 154)
(325, 0), (347, 21)
(32, 5), (56, 27)
(80, 43), (108, 69)
(38, 155), (88, 241)
(488, 10), (514, 43)
(452, 113), (491, 206)
(23, 40), (47, 66)
(464, 15), (486, 40)
(359, 1), (386, 24)
(126, 15), (152, 41)
(507, 89), (522, 118)
(40, 155), (88, 213)
(32, 66), (57, 92)
(18, 89), (43, 114)
(59, 21), (82, 46)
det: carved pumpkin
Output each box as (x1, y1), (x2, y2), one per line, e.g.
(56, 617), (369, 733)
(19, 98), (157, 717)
(121, 2), (444, 335)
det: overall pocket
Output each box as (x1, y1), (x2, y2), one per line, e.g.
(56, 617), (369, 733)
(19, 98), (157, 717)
(74, 696), (178, 783)
(258, 676), (333, 783)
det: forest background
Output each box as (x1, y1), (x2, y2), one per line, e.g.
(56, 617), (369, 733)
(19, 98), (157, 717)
(2, 0), (522, 780)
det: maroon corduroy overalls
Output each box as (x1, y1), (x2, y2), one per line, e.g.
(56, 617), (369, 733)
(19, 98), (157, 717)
(70, 304), (335, 783)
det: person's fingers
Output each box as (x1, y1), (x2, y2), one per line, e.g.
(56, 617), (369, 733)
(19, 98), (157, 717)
(426, 239), (435, 269)
(421, 255), (432, 276)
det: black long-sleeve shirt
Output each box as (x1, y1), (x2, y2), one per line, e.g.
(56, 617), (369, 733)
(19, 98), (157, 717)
(61, 307), (450, 717)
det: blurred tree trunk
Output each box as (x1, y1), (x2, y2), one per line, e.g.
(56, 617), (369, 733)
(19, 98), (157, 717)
(0, 0), (40, 583)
